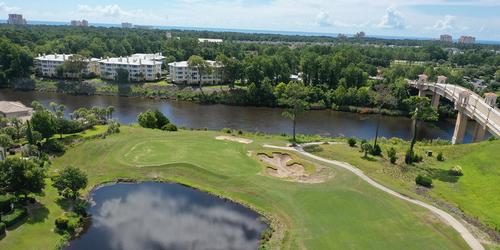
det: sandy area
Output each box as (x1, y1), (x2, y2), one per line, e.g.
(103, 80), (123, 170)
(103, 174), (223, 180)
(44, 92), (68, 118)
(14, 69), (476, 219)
(215, 136), (253, 144)
(258, 153), (331, 183)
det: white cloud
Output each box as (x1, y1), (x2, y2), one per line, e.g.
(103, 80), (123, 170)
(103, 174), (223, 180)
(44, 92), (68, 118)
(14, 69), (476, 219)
(77, 4), (138, 18)
(0, 2), (18, 13)
(431, 15), (457, 30)
(315, 11), (333, 27)
(378, 7), (407, 30)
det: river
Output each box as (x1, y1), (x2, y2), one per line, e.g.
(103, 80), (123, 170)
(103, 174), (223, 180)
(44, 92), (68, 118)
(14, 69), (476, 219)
(0, 89), (477, 142)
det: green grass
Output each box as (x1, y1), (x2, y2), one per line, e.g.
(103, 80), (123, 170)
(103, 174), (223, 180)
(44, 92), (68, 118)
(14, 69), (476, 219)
(0, 127), (471, 249)
(306, 139), (500, 248)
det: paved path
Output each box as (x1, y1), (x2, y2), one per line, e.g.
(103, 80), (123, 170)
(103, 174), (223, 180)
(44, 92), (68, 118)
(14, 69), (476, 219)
(264, 144), (484, 250)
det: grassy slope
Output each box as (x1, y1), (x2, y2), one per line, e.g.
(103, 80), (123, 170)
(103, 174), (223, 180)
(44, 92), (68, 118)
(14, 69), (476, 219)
(0, 127), (470, 249)
(309, 140), (500, 245)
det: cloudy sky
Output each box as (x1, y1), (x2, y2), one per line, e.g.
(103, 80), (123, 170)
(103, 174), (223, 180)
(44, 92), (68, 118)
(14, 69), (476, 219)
(1, 0), (500, 41)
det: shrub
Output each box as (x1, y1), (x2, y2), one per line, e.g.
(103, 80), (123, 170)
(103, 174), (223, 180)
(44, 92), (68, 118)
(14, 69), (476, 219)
(221, 128), (232, 134)
(3, 207), (28, 227)
(387, 147), (397, 164)
(67, 217), (80, 232)
(347, 137), (357, 147)
(42, 139), (65, 154)
(415, 175), (433, 188)
(0, 222), (5, 236)
(413, 153), (423, 163)
(436, 152), (444, 161)
(161, 123), (178, 132)
(55, 216), (69, 231)
(237, 130), (243, 135)
(370, 144), (382, 156)
(449, 165), (464, 176)
(0, 194), (15, 213)
(405, 150), (422, 164)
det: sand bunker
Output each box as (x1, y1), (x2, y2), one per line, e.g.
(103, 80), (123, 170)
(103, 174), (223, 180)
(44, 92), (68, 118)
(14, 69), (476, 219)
(216, 136), (253, 144)
(257, 153), (332, 183)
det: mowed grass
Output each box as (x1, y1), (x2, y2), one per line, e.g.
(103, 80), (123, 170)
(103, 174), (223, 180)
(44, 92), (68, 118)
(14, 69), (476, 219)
(0, 127), (470, 249)
(309, 139), (500, 246)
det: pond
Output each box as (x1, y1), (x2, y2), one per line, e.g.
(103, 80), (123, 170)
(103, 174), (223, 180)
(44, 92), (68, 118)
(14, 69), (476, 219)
(65, 182), (268, 250)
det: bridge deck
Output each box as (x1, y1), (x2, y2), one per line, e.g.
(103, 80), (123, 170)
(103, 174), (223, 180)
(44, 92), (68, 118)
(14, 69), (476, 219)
(409, 81), (500, 137)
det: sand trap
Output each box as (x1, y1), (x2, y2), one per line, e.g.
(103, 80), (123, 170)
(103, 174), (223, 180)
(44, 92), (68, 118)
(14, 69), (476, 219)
(257, 153), (332, 183)
(216, 136), (253, 144)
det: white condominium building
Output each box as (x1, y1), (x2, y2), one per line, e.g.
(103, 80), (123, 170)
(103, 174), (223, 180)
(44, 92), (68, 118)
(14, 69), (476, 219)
(99, 55), (162, 82)
(168, 60), (222, 85)
(34, 54), (100, 78)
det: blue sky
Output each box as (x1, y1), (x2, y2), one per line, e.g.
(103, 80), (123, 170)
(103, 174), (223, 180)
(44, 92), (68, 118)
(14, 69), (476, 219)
(1, 0), (499, 41)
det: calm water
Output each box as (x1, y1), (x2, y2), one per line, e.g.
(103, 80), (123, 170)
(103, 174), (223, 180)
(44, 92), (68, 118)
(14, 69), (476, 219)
(0, 89), (477, 142)
(66, 182), (267, 250)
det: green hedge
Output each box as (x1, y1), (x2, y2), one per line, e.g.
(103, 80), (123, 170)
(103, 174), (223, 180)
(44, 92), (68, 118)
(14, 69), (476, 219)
(0, 222), (6, 236)
(2, 207), (28, 228)
(0, 194), (15, 213)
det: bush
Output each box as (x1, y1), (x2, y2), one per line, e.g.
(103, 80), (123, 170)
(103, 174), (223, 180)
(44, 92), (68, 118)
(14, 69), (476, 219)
(415, 175), (433, 188)
(347, 137), (357, 147)
(221, 128), (232, 134)
(0, 194), (15, 213)
(161, 123), (178, 132)
(370, 144), (382, 156)
(55, 216), (69, 231)
(436, 152), (444, 161)
(0, 222), (5, 236)
(387, 147), (397, 164)
(405, 150), (422, 164)
(237, 130), (243, 135)
(42, 139), (65, 154)
(449, 165), (464, 176)
(2, 207), (28, 227)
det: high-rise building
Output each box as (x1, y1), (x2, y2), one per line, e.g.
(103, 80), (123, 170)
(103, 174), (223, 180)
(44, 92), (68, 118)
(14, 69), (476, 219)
(440, 34), (453, 43)
(354, 31), (366, 39)
(122, 22), (133, 28)
(458, 36), (476, 44)
(7, 14), (27, 25)
(70, 20), (89, 27)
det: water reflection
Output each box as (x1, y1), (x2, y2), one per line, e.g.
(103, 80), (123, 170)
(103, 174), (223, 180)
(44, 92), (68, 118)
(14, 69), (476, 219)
(67, 183), (267, 250)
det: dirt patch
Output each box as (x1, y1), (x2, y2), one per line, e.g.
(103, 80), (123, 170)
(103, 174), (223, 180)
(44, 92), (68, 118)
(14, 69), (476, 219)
(216, 136), (253, 144)
(257, 152), (332, 183)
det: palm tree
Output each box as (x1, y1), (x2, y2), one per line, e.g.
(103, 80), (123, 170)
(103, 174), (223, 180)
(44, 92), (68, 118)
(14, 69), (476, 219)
(371, 85), (396, 147)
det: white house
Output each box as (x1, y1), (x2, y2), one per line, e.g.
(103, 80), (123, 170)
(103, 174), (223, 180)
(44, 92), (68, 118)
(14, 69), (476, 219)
(99, 55), (162, 82)
(168, 60), (222, 85)
(34, 54), (100, 78)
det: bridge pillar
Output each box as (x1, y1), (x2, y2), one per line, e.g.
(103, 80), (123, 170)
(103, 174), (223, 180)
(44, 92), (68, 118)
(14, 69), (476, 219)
(431, 93), (440, 108)
(472, 123), (486, 143)
(452, 111), (469, 145)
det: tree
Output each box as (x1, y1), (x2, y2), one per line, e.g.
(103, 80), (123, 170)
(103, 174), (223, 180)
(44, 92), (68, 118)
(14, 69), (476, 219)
(277, 81), (310, 144)
(137, 110), (158, 129)
(0, 158), (46, 198)
(31, 110), (57, 141)
(403, 96), (438, 164)
(26, 120), (35, 145)
(52, 166), (88, 200)
(361, 143), (373, 158)
(106, 106), (115, 119)
(0, 134), (13, 148)
(63, 55), (88, 82)
(153, 110), (170, 128)
(188, 55), (211, 93)
(370, 85), (397, 147)
(115, 68), (130, 83)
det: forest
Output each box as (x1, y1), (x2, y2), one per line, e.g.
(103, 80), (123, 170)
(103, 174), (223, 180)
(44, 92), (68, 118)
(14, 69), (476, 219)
(0, 24), (499, 113)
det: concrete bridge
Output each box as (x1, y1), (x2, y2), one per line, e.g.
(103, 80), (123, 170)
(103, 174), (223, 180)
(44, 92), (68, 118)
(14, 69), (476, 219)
(409, 74), (499, 144)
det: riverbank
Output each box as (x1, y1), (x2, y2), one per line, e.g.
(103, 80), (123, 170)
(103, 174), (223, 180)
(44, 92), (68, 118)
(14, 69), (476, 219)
(0, 127), (473, 249)
(7, 77), (408, 116)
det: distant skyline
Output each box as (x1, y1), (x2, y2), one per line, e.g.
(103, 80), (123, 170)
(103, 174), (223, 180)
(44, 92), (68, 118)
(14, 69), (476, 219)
(1, 0), (500, 41)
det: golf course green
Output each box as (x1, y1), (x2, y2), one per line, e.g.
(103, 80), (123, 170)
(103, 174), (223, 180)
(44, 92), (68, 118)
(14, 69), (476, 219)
(0, 127), (474, 249)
